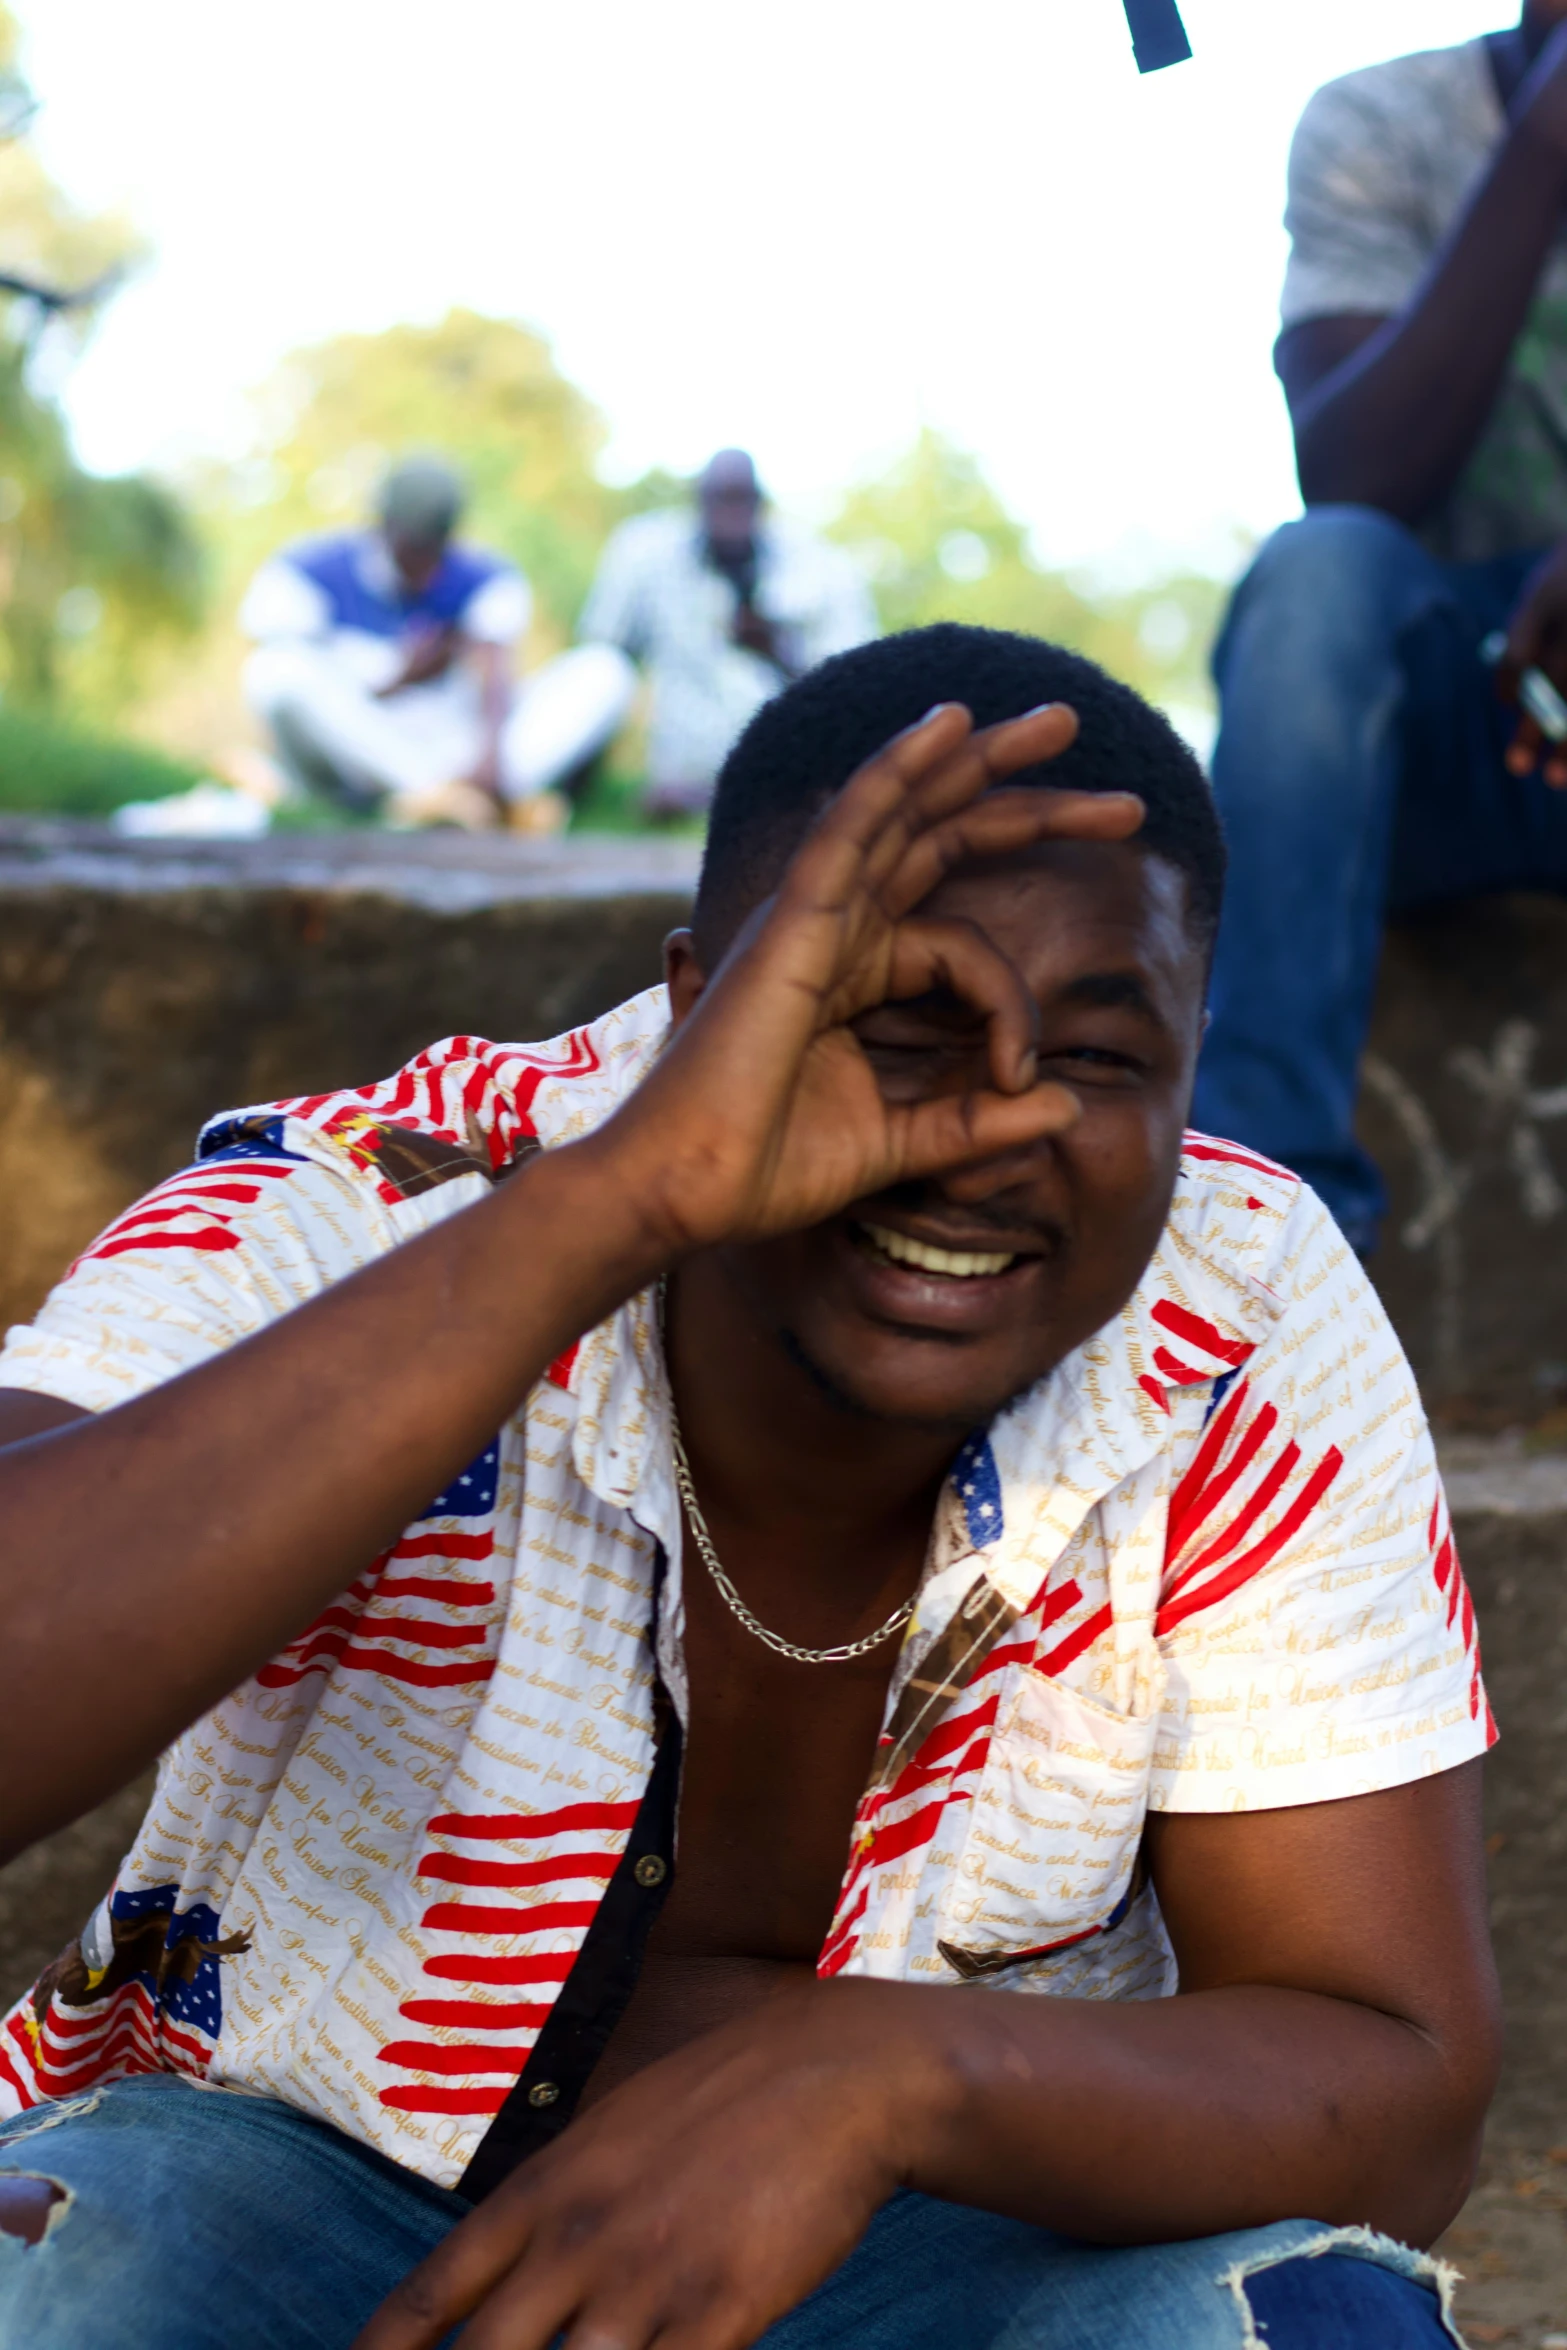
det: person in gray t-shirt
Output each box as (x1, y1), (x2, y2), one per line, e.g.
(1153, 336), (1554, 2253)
(1194, 3), (1567, 1254)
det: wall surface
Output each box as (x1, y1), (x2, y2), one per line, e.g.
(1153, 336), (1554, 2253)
(1364, 895), (1567, 1416)
(6, 839), (1567, 1411)
(0, 822), (700, 1333)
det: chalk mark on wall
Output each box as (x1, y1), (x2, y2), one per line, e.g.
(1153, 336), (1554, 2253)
(1362, 1019), (1567, 1393)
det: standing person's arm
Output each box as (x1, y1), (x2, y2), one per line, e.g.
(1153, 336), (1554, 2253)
(1283, 25), (1567, 518)
(0, 704), (1136, 1860)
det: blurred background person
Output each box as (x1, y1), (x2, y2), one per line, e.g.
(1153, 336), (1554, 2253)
(241, 453), (629, 831)
(577, 447), (877, 819)
(1195, 1), (1567, 1254)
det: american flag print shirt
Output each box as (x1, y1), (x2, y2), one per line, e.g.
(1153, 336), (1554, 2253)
(0, 985), (1494, 2189)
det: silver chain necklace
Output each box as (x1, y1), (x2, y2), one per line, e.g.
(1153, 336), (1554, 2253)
(661, 1289), (917, 1666)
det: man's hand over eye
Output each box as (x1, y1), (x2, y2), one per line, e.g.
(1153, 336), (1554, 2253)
(586, 701), (1143, 1258)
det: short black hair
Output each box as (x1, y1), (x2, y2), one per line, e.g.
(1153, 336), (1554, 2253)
(693, 623), (1224, 964)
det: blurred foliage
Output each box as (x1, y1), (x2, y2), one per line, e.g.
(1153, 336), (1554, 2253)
(0, 703), (199, 812)
(828, 429), (1225, 737)
(0, 5), (203, 722)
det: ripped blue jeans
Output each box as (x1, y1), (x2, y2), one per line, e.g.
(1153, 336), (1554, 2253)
(0, 2076), (1467, 2349)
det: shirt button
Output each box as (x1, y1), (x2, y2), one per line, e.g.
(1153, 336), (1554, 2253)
(527, 2081), (560, 2109)
(633, 1854), (668, 1888)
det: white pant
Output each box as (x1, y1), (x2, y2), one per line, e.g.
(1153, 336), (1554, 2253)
(244, 642), (637, 806)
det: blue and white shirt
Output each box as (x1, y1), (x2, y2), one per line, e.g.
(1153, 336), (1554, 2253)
(241, 531), (531, 692)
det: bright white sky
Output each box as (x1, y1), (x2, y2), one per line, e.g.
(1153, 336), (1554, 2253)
(22, 0), (1510, 580)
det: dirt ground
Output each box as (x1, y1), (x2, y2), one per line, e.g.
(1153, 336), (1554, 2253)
(1436, 2142), (1567, 2345)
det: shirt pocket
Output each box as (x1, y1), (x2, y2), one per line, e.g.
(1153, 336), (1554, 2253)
(935, 1661), (1160, 1976)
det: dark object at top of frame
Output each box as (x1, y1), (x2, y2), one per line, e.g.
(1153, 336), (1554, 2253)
(1123, 0), (1192, 73)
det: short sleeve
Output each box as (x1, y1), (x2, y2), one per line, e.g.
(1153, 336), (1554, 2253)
(1280, 71), (1437, 327)
(0, 1148), (400, 1415)
(460, 568), (532, 646)
(237, 557), (333, 645)
(1149, 1191), (1493, 1813)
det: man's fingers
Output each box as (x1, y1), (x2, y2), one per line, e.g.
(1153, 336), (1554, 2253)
(872, 917), (1040, 1095)
(1506, 713), (1544, 776)
(784, 702), (1081, 920)
(876, 784), (1144, 923)
(351, 2189), (543, 2350)
(889, 1081), (1082, 1186)
(852, 704), (1084, 901)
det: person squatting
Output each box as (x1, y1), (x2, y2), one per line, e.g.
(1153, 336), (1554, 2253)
(0, 628), (1497, 2350)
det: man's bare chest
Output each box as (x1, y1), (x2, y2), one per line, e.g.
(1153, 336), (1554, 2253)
(657, 1610), (895, 1965)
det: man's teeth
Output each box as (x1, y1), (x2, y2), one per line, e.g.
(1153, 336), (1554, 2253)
(859, 1222), (1017, 1279)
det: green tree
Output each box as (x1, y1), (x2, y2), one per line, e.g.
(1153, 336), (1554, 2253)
(828, 429), (1226, 744)
(207, 309), (631, 648)
(0, 5), (203, 719)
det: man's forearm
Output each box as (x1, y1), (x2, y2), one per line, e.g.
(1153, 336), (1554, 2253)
(0, 1136), (668, 1859)
(1290, 112), (1567, 518)
(860, 1977), (1486, 2249)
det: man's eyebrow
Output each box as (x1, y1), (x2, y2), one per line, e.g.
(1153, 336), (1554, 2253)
(1054, 971), (1166, 1022)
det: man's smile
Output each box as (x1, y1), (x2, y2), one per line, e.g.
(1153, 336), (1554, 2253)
(857, 1220), (1020, 1279)
(821, 1211), (1056, 1342)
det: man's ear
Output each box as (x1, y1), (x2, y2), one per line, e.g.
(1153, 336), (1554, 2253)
(663, 928), (708, 1028)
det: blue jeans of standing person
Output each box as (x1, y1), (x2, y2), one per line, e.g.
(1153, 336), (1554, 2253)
(1193, 503), (1567, 1254)
(0, 2076), (1468, 2348)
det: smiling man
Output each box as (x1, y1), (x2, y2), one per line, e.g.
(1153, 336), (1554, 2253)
(0, 626), (1497, 2350)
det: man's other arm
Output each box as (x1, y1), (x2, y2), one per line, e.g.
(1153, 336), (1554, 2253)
(358, 1764), (1497, 2350)
(1283, 27), (1567, 519)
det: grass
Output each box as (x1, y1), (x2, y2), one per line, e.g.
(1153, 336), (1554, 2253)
(571, 758), (704, 840)
(0, 707), (204, 817)
(0, 708), (702, 838)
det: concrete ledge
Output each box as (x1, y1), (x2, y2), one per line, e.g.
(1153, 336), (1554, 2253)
(0, 815), (702, 912)
(0, 822), (698, 1332)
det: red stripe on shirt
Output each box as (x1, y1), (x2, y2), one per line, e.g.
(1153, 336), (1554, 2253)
(348, 1616), (490, 1651)
(422, 1951), (579, 1984)
(1181, 1140), (1297, 1183)
(416, 1854), (619, 1889)
(419, 1900), (603, 1935)
(427, 1799), (643, 1841)
(334, 1646), (495, 1687)
(1163, 1437), (1299, 1599)
(377, 2040), (532, 2076)
(392, 1531), (496, 1561)
(397, 1999), (555, 2030)
(379, 2084), (511, 2115)
(1150, 1299), (1253, 1366)
(86, 1227), (241, 1260)
(1033, 1600), (1114, 1680)
(1167, 1398), (1278, 1568)
(1155, 1448), (1344, 1636)
(374, 1576), (495, 1607)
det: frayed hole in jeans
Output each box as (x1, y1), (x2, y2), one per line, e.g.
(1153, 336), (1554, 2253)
(0, 2175), (69, 2247)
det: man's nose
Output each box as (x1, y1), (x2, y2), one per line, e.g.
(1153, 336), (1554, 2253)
(934, 1144), (1056, 1207)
